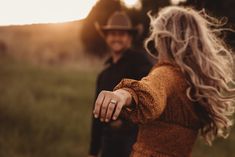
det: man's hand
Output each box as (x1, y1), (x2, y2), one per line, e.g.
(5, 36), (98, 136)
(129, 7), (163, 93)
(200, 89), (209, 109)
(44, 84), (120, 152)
(93, 89), (132, 122)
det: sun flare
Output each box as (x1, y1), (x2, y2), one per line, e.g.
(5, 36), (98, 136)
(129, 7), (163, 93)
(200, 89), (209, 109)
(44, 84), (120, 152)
(121, 0), (141, 9)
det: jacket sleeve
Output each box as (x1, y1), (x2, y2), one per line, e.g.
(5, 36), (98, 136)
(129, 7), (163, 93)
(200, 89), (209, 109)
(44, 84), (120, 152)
(114, 65), (180, 124)
(89, 77), (104, 155)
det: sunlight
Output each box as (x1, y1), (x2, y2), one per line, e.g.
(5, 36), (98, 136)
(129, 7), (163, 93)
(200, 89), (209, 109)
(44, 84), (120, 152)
(0, 0), (98, 26)
(170, 0), (187, 5)
(121, 0), (141, 9)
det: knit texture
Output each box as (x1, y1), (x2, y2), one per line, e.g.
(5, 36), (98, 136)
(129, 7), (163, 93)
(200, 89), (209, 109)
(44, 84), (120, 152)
(114, 62), (201, 157)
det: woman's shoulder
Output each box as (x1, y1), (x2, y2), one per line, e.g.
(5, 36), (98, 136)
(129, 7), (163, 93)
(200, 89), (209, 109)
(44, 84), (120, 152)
(147, 61), (188, 90)
(150, 60), (181, 76)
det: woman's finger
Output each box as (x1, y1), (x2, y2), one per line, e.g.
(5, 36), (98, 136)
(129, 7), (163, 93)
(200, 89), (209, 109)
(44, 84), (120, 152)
(93, 91), (105, 118)
(104, 102), (116, 122)
(100, 96), (111, 121)
(112, 102), (124, 120)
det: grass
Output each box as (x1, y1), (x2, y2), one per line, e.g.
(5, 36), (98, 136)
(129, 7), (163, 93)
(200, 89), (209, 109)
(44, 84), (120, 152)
(0, 57), (234, 157)
(0, 57), (99, 157)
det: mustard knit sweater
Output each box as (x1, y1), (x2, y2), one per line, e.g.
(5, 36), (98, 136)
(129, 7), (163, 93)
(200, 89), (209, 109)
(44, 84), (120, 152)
(114, 62), (201, 157)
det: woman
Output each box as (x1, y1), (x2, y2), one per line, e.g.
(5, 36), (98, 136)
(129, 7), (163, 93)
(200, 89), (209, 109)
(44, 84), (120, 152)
(93, 6), (235, 157)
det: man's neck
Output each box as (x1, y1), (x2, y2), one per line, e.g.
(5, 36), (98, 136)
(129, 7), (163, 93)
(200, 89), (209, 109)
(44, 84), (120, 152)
(111, 49), (128, 63)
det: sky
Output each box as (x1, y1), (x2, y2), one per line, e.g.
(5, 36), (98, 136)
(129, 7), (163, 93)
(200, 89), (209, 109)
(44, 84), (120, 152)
(0, 0), (99, 25)
(0, 0), (183, 26)
(0, 0), (140, 26)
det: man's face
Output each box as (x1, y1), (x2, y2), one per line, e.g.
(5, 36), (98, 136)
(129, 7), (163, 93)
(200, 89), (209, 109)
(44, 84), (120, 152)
(105, 30), (132, 53)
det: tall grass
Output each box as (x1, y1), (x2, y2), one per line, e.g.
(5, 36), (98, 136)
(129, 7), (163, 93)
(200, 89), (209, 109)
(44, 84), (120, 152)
(0, 57), (99, 157)
(0, 57), (234, 157)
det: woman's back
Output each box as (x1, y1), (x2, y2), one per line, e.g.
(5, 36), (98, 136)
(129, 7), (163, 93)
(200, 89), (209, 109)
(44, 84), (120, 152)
(115, 62), (201, 157)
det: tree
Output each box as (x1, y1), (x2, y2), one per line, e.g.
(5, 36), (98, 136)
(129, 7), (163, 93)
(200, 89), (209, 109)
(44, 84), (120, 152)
(80, 0), (235, 56)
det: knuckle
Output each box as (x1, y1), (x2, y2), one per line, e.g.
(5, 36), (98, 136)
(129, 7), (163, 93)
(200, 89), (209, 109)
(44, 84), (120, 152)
(116, 105), (122, 110)
(116, 97), (121, 102)
(102, 105), (107, 110)
(108, 106), (114, 111)
(95, 102), (101, 106)
(101, 90), (108, 94)
(99, 91), (105, 96)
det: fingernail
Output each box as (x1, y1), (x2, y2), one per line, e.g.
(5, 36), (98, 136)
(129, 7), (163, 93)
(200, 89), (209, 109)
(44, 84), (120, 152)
(113, 116), (117, 120)
(100, 118), (104, 122)
(105, 119), (109, 122)
(94, 114), (98, 118)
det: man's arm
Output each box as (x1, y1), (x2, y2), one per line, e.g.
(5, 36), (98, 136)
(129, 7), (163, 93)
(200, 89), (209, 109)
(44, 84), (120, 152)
(89, 117), (103, 156)
(89, 76), (104, 156)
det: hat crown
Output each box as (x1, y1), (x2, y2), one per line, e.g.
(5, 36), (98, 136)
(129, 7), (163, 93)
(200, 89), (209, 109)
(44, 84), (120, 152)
(95, 11), (140, 38)
(106, 11), (133, 29)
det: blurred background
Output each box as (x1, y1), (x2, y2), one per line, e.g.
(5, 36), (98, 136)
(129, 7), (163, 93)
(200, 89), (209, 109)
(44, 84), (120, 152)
(0, 0), (234, 157)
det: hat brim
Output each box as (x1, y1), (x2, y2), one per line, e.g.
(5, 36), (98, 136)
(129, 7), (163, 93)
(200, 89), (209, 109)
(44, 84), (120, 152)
(102, 25), (137, 31)
(95, 22), (142, 38)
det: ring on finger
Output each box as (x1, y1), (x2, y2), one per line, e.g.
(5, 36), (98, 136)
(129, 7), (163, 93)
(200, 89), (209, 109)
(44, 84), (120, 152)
(110, 99), (117, 105)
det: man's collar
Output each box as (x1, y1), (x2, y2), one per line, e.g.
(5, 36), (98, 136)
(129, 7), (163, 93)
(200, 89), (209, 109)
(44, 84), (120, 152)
(104, 57), (113, 65)
(104, 48), (131, 65)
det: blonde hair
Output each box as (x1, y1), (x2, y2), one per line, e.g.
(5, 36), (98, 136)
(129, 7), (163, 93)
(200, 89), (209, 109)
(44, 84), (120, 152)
(145, 6), (235, 144)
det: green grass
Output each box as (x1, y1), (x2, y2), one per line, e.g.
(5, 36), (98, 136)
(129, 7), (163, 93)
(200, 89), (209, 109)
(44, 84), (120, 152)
(0, 57), (234, 157)
(0, 57), (98, 157)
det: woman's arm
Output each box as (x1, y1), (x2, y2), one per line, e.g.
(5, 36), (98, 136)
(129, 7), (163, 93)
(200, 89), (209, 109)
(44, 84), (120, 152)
(93, 65), (181, 124)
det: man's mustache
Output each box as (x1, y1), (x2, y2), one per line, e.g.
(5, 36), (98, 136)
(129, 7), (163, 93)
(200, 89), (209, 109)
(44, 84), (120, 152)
(110, 41), (123, 44)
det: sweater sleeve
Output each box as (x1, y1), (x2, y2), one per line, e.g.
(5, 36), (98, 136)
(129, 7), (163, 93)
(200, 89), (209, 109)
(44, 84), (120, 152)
(114, 65), (180, 124)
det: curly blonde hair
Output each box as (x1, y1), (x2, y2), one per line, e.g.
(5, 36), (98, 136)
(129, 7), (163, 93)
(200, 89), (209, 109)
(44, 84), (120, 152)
(145, 6), (235, 145)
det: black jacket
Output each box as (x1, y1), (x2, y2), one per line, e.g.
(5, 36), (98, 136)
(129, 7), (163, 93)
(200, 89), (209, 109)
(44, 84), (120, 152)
(89, 49), (153, 156)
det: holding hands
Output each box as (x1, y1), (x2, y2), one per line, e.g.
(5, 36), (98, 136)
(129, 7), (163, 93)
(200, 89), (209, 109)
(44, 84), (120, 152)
(93, 89), (132, 122)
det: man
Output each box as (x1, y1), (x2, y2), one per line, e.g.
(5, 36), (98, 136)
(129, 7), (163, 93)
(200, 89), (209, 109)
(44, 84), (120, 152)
(89, 11), (153, 157)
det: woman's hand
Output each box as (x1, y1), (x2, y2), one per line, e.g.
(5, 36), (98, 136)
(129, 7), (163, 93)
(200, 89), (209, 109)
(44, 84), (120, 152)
(93, 89), (132, 123)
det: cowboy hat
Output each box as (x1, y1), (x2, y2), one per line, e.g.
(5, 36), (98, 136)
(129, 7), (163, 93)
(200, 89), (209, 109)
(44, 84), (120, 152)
(95, 11), (143, 38)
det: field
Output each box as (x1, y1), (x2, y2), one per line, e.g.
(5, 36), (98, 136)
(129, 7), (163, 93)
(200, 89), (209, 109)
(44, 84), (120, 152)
(0, 57), (234, 157)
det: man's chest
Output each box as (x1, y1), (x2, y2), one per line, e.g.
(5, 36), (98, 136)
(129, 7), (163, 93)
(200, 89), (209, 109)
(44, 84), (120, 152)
(99, 65), (133, 91)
